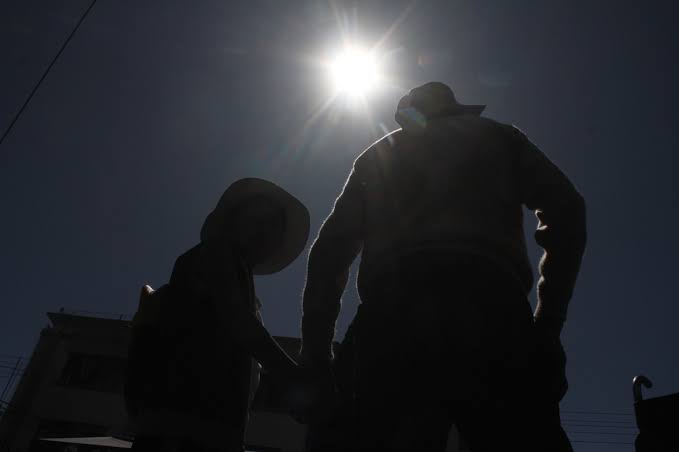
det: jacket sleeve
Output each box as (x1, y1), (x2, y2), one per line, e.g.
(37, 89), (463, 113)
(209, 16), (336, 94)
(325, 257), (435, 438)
(300, 162), (365, 363)
(199, 242), (296, 371)
(512, 127), (587, 325)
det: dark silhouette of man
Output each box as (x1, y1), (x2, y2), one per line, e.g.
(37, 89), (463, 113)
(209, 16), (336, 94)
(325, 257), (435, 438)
(125, 178), (310, 452)
(299, 82), (586, 452)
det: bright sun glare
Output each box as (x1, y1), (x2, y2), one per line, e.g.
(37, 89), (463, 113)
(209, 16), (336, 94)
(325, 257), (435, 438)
(329, 47), (379, 97)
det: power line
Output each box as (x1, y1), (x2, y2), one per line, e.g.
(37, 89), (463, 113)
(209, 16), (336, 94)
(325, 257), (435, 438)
(563, 420), (637, 426)
(563, 423), (637, 430)
(0, 372), (25, 378)
(562, 409), (634, 416)
(562, 418), (636, 425)
(566, 430), (636, 436)
(0, 364), (26, 370)
(0, 0), (98, 149)
(0, 354), (24, 359)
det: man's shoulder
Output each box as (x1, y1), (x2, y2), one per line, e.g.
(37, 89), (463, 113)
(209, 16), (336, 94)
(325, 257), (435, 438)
(368, 128), (402, 152)
(458, 115), (523, 135)
(354, 129), (403, 165)
(457, 116), (533, 149)
(479, 117), (529, 139)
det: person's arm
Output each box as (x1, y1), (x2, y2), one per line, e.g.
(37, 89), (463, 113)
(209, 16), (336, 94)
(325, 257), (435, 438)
(199, 242), (296, 371)
(513, 127), (587, 335)
(300, 162), (365, 364)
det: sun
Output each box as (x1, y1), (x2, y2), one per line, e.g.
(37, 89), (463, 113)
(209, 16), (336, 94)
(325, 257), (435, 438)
(329, 46), (379, 97)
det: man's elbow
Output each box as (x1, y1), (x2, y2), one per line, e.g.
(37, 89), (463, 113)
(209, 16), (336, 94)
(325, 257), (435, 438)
(540, 190), (587, 250)
(573, 190), (586, 215)
(574, 190), (586, 223)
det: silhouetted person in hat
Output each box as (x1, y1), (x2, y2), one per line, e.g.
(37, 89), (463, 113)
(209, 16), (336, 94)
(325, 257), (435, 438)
(299, 82), (586, 452)
(125, 178), (310, 452)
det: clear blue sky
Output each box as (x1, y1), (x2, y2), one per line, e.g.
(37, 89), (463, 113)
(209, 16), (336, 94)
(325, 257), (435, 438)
(2, 1), (678, 450)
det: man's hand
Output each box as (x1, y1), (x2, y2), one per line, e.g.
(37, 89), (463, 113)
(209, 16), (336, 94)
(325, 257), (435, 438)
(283, 361), (338, 424)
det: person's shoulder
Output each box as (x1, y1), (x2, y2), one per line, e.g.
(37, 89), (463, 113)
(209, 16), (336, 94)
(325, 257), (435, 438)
(355, 129), (403, 165)
(465, 115), (518, 133)
(469, 116), (533, 146)
(174, 244), (202, 268)
(485, 117), (529, 138)
(170, 244), (202, 285)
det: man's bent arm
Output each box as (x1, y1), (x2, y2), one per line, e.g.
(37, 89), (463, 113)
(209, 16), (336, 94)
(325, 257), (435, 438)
(300, 164), (364, 363)
(514, 128), (587, 331)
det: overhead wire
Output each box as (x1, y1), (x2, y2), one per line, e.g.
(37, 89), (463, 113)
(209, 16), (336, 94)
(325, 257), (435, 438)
(0, 0), (98, 149)
(566, 430), (637, 436)
(561, 409), (640, 446)
(0, 364), (24, 370)
(562, 409), (634, 416)
(562, 419), (636, 425)
(563, 423), (637, 429)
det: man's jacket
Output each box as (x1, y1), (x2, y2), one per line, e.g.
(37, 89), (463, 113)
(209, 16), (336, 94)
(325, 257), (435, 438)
(301, 114), (587, 362)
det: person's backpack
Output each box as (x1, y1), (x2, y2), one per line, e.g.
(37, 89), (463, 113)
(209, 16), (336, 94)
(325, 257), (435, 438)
(124, 284), (178, 417)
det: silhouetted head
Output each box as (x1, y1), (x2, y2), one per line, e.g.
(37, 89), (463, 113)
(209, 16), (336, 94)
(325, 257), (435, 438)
(395, 81), (485, 130)
(201, 178), (310, 274)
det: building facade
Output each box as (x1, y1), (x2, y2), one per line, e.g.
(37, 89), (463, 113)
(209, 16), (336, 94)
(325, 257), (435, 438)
(0, 312), (465, 452)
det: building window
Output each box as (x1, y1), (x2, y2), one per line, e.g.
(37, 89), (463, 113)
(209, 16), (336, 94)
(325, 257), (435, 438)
(58, 353), (126, 393)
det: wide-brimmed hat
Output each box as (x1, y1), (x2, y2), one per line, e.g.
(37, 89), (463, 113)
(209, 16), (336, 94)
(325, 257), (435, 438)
(200, 178), (310, 275)
(395, 82), (485, 128)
